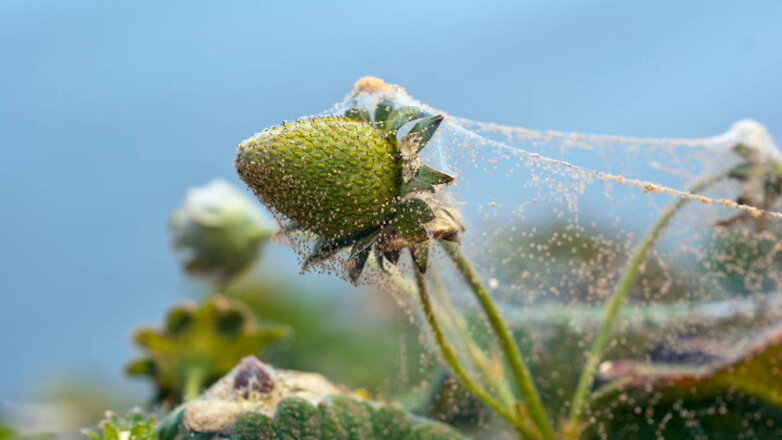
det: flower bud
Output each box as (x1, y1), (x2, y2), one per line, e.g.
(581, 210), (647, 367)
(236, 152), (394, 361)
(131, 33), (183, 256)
(170, 179), (275, 286)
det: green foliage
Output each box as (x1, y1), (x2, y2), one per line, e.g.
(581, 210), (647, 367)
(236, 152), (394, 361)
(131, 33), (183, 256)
(274, 398), (321, 440)
(371, 405), (412, 440)
(173, 395), (466, 440)
(126, 295), (289, 406)
(231, 413), (276, 440)
(586, 393), (782, 440)
(0, 422), (14, 440)
(153, 356), (465, 439)
(83, 411), (155, 440)
(326, 395), (375, 439)
(596, 324), (782, 408)
(156, 406), (185, 440)
(582, 325), (782, 438)
(225, 278), (427, 398)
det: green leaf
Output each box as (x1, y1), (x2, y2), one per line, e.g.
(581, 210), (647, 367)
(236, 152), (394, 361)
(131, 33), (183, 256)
(102, 423), (119, 440)
(344, 107), (370, 122)
(401, 115), (444, 154)
(156, 406), (186, 440)
(133, 329), (176, 353)
(371, 405), (412, 440)
(597, 325), (782, 408)
(318, 402), (350, 439)
(231, 413), (276, 440)
(275, 397), (322, 440)
(126, 296), (289, 406)
(165, 306), (194, 335)
(125, 358), (155, 376)
(84, 411), (158, 440)
(402, 165), (455, 194)
(329, 396), (374, 440)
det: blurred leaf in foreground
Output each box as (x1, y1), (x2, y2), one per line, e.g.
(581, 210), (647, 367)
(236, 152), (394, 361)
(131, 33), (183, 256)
(126, 295), (289, 406)
(158, 356), (465, 440)
(82, 410), (155, 440)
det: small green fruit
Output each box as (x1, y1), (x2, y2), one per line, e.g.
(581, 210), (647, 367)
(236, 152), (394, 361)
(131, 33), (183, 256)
(236, 102), (462, 283)
(236, 118), (402, 242)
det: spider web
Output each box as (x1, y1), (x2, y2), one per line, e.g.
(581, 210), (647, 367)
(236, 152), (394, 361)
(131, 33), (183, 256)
(262, 76), (782, 437)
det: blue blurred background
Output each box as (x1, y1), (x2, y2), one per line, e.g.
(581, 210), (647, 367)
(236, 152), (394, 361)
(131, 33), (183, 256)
(1, 0), (780, 403)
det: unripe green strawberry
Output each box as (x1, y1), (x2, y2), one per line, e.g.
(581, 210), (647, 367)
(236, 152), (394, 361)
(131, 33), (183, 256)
(236, 118), (402, 242)
(235, 102), (461, 282)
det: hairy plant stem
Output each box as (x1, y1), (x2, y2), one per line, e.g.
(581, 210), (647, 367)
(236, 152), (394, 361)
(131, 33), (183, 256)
(427, 269), (517, 410)
(183, 364), (206, 402)
(564, 172), (727, 438)
(440, 241), (556, 440)
(413, 270), (539, 440)
(368, 257), (518, 412)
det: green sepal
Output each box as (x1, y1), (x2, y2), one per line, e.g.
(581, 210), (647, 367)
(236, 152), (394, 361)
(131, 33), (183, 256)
(350, 228), (383, 259)
(384, 107), (426, 136)
(733, 143), (751, 158)
(165, 306), (194, 335)
(125, 358), (155, 376)
(412, 244), (429, 273)
(348, 245), (372, 285)
(275, 397), (322, 440)
(403, 165), (455, 194)
(374, 100), (395, 128)
(303, 239), (350, 269)
(402, 115), (444, 154)
(230, 412), (276, 440)
(371, 405), (412, 440)
(344, 107), (370, 123)
(729, 163), (759, 180)
(384, 250), (401, 265)
(395, 199), (436, 243)
(374, 252), (387, 272)
(156, 406), (186, 440)
(133, 329), (176, 354)
(283, 221), (302, 233)
(127, 297), (289, 407)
